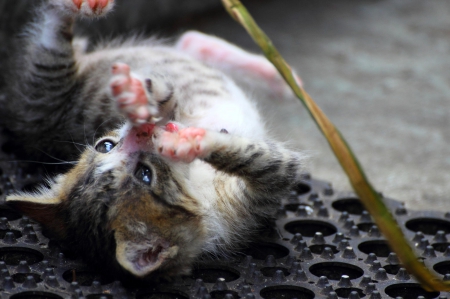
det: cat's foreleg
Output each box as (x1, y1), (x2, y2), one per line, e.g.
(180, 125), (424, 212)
(3, 0), (113, 138)
(154, 126), (302, 197)
(176, 31), (302, 99)
(108, 63), (176, 126)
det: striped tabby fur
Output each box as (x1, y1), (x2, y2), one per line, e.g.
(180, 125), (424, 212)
(4, 0), (304, 279)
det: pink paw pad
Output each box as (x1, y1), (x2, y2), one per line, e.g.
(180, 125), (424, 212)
(87, 0), (109, 9)
(70, 0), (114, 16)
(73, 0), (83, 8)
(165, 123), (179, 133)
(157, 128), (206, 162)
(110, 62), (151, 125)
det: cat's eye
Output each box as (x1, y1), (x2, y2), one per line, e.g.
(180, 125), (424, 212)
(95, 139), (116, 153)
(135, 163), (152, 185)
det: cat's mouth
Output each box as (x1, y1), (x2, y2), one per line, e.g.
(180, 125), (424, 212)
(133, 239), (178, 274)
(137, 243), (165, 268)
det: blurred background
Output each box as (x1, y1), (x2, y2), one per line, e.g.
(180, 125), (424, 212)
(1, 0), (449, 211)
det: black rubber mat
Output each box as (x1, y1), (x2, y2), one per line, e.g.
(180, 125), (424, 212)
(0, 128), (449, 299)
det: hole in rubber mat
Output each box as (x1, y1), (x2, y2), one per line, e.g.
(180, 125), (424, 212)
(385, 283), (440, 299)
(0, 247), (44, 265)
(0, 229), (22, 239)
(0, 206), (22, 221)
(356, 223), (375, 232)
(86, 295), (114, 299)
(309, 245), (339, 255)
(358, 240), (392, 257)
(309, 262), (363, 280)
(210, 291), (240, 299)
(12, 273), (42, 284)
(384, 264), (401, 275)
(260, 285), (315, 299)
(10, 292), (63, 299)
(241, 242), (289, 260)
(136, 290), (189, 299)
(432, 242), (450, 252)
(433, 261), (450, 275)
(191, 266), (240, 283)
(284, 220), (337, 237)
(62, 269), (115, 286)
(260, 267), (290, 277)
(294, 183), (311, 195)
(406, 218), (450, 235)
(335, 288), (365, 298)
(332, 198), (364, 215)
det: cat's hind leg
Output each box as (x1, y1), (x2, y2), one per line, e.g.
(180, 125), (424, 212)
(176, 31), (302, 99)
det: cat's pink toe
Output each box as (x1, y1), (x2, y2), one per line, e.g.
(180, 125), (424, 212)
(165, 123), (179, 133)
(110, 63), (153, 125)
(87, 0), (111, 9)
(110, 77), (130, 96)
(179, 128), (205, 139)
(73, 0), (82, 9)
(68, 0), (114, 16)
(157, 128), (206, 162)
(112, 62), (130, 76)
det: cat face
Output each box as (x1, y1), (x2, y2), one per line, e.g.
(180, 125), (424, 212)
(7, 124), (206, 278)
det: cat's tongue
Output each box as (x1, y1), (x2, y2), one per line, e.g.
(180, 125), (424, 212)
(122, 122), (179, 153)
(133, 123), (155, 140)
(120, 123), (155, 153)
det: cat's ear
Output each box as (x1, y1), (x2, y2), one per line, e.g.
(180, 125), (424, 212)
(114, 230), (179, 277)
(6, 186), (66, 238)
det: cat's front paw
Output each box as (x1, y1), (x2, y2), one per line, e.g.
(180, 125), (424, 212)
(51, 0), (114, 17)
(109, 62), (159, 126)
(155, 127), (207, 163)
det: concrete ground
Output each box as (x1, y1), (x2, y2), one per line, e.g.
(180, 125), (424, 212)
(181, 0), (450, 211)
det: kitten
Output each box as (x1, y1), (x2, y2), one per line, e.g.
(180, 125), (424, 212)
(3, 0), (304, 279)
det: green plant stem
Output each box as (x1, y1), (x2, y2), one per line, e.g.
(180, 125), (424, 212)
(221, 0), (450, 291)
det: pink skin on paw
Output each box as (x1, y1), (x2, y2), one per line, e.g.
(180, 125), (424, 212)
(158, 128), (206, 162)
(99, 0), (111, 9)
(110, 63), (151, 125)
(111, 62), (130, 76)
(165, 123), (179, 133)
(73, 0), (82, 8)
(87, 0), (110, 9)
